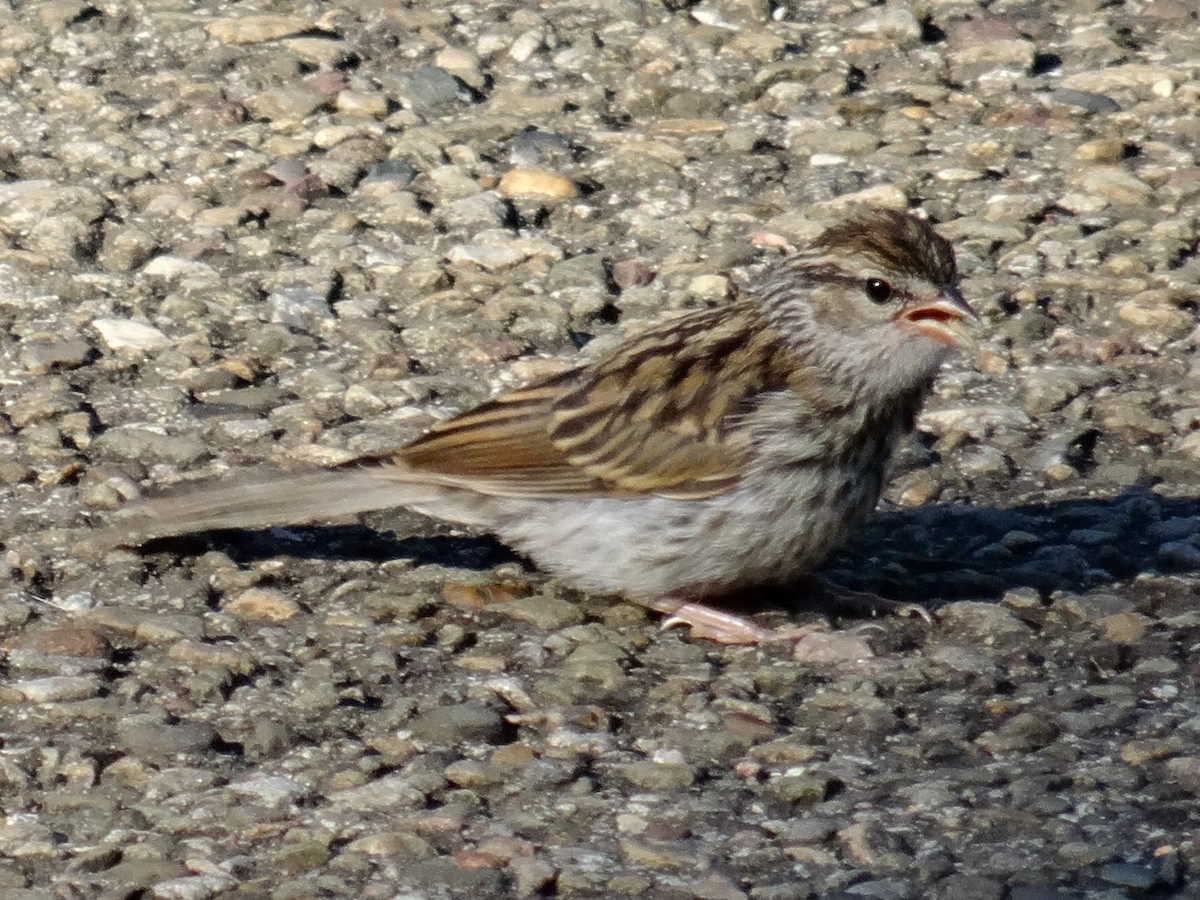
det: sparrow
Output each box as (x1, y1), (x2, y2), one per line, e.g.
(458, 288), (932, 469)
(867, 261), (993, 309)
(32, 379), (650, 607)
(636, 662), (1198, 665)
(104, 208), (976, 644)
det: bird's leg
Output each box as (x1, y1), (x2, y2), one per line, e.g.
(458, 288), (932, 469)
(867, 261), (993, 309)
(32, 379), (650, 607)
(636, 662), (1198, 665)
(635, 576), (931, 645)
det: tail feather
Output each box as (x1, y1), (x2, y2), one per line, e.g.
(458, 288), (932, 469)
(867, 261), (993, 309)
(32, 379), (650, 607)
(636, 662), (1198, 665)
(101, 467), (431, 546)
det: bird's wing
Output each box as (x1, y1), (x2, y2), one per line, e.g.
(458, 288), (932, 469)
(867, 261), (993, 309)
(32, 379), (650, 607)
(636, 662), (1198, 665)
(395, 306), (795, 500)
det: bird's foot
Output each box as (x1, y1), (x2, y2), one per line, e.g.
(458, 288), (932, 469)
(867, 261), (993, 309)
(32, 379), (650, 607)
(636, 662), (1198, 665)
(636, 578), (930, 646)
(647, 598), (821, 646)
(811, 578), (932, 623)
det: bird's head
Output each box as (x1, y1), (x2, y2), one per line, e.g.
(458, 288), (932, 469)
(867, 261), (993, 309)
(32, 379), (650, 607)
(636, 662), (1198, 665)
(762, 208), (977, 398)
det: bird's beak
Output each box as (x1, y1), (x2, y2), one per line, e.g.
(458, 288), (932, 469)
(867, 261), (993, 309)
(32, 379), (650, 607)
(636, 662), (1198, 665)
(896, 285), (978, 347)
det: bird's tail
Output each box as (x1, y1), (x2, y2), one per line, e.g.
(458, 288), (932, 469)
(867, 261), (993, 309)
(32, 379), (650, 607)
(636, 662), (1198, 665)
(99, 466), (439, 546)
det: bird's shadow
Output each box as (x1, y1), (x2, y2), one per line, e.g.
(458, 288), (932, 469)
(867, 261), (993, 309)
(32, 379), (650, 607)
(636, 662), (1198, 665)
(141, 523), (525, 571)
(139, 487), (1200, 611)
(826, 486), (1200, 609)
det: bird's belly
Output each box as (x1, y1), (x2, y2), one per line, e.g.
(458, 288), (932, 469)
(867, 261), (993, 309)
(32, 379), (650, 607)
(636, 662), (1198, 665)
(490, 464), (881, 599)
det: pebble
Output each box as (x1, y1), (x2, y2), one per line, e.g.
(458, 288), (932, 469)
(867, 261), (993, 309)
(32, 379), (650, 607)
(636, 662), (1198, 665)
(687, 274), (731, 300)
(446, 243), (528, 271)
(1157, 540), (1200, 571)
(91, 424), (208, 467)
(282, 37), (354, 69)
(1069, 166), (1154, 205)
(91, 318), (172, 352)
(336, 90), (389, 118)
(409, 702), (506, 744)
(921, 405), (1032, 440)
(955, 445), (1010, 479)
(10, 675), (102, 703)
(390, 66), (465, 110)
(1163, 756), (1200, 795)
(618, 758), (695, 791)
(206, 14), (312, 45)
(792, 631), (874, 665)
(492, 594), (585, 630)
(268, 283), (335, 329)
(228, 775), (311, 806)
(1098, 612), (1151, 644)
(327, 774), (428, 813)
(346, 830), (436, 859)
(1074, 138), (1127, 163)
(133, 613), (205, 644)
(949, 38), (1036, 76)
(436, 192), (509, 230)
(1061, 64), (1182, 93)
(117, 718), (217, 757)
(1117, 295), (1192, 336)
(5, 626), (110, 659)
(1120, 737), (1180, 767)
(248, 86), (328, 124)
(221, 588), (301, 622)
(1047, 88), (1121, 113)
(18, 335), (93, 374)
(167, 640), (255, 674)
(936, 602), (1034, 648)
(141, 255), (220, 281)
(976, 711), (1061, 754)
(496, 168), (578, 201)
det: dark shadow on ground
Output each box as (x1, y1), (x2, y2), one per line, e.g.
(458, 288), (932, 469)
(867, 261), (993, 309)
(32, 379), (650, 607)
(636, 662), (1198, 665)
(140, 524), (525, 571)
(824, 486), (1200, 609)
(136, 486), (1200, 612)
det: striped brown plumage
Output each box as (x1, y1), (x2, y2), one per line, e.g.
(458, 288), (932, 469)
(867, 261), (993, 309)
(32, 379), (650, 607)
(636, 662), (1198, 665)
(105, 208), (975, 644)
(399, 305), (796, 499)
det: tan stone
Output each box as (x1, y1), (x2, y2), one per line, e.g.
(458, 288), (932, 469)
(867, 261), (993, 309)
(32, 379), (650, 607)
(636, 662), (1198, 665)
(206, 15), (311, 45)
(223, 588), (301, 622)
(496, 168), (578, 201)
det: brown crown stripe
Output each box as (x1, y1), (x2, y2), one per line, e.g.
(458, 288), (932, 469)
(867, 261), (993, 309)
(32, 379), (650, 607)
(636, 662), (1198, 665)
(813, 210), (956, 283)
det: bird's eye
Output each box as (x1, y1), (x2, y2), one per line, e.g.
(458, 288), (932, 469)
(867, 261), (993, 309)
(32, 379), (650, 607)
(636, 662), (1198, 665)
(864, 278), (892, 303)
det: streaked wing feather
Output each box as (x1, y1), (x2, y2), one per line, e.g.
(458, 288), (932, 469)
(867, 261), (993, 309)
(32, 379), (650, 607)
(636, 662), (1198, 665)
(396, 369), (607, 496)
(397, 304), (796, 500)
(549, 313), (781, 498)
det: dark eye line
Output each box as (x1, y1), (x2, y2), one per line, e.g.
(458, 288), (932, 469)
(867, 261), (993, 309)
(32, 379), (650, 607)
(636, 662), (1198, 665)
(788, 268), (918, 306)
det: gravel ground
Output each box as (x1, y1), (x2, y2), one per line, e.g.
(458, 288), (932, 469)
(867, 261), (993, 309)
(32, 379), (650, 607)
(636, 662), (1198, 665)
(1, 0), (1199, 898)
